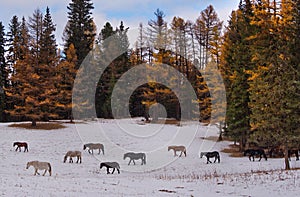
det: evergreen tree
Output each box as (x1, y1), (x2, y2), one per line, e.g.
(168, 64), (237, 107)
(6, 16), (20, 70)
(28, 8), (43, 67)
(40, 7), (57, 66)
(220, 0), (255, 150)
(0, 22), (6, 121)
(64, 0), (96, 69)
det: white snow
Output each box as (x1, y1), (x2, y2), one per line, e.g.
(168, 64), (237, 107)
(0, 119), (299, 196)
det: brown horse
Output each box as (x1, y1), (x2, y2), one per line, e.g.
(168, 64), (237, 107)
(13, 142), (28, 152)
(63, 151), (82, 163)
(168, 145), (186, 157)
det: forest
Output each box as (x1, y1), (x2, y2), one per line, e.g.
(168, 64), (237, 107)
(0, 0), (299, 170)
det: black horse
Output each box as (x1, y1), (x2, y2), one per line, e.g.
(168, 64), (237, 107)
(244, 149), (267, 161)
(100, 162), (120, 174)
(13, 142), (28, 152)
(200, 151), (220, 164)
(288, 149), (299, 161)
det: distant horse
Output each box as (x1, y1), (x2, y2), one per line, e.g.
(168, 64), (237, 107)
(63, 151), (82, 163)
(168, 146), (186, 157)
(200, 151), (220, 164)
(26, 161), (51, 176)
(244, 149), (267, 161)
(83, 143), (104, 155)
(100, 162), (120, 174)
(13, 142), (28, 152)
(123, 152), (146, 165)
(288, 149), (299, 161)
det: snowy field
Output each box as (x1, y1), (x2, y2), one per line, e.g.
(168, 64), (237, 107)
(0, 119), (299, 196)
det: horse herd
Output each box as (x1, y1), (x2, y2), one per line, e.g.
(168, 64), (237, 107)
(12, 141), (299, 177)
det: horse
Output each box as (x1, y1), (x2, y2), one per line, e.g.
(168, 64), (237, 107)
(13, 142), (28, 152)
(123, 152), (146, 165)
(244, 149), (267, 161)
(288, 149), (299, 161)
(26, 161), (51, 176)
(200, 151), (220, 164)
(83, 143), (104, 155)
(168, 145), (186, 157)
(100, 162), (120, 174)
(63, 151), (82, 163)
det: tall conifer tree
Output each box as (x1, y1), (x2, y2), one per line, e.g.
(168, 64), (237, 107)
(64, 0), (96, 69)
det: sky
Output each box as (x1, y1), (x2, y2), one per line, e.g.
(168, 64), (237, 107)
(0, 0), (240, 48)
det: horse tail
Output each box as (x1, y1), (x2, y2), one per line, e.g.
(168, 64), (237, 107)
(184, 148), (187, 156)
(143, 153), (146, 164)
(48, 163), (52, 176)
(117, 163), (120, 169)
(217, 153), (220, 163)
(102, 145), (104, 155)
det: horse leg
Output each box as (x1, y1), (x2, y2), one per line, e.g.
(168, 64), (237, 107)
(213, 157), (217, 163)
(179, 151), (183, 157)
(133, 160), (136, 165)
(98, 149), (100, 154)
(128, 159), (131, 165)
(117, 168), (120, 174)
(174, 150), (177, 157)
(112, 168), (115, 174)
(15, 147), (18, 151)
(43, 170), (47, 176)
(259, 155), (262, 161)
(106, 167), (110, 174)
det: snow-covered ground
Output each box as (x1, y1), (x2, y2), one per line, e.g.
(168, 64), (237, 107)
(0, 119), (299, 196)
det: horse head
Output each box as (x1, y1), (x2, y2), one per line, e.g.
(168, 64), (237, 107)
(167, 147), (171, 151)
(100, 163), (104, 169)
(83, 145), (86, 150)
(123, 153), (128, 160)
(13, 142), (17, 147)
(26, 162), (30, 169)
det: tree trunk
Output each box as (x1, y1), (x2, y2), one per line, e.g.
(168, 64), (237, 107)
(284, 144), (290, 170)
(217, 122), (223, 141)
(31, 119), (37, 127)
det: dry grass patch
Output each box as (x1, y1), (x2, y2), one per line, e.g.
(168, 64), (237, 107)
(9, 122), (66, 130)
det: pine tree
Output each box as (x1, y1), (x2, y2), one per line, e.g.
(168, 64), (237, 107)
(64, 0), (96, 69)
(0, 22), (6, 121)
(40, 7), (57, 66)
(6, 16), (21, 70)
(220, 0), (255, 149)
(28, 8), (43, 67)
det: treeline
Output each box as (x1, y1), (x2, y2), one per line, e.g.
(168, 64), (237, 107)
(0, 0), (223, 124)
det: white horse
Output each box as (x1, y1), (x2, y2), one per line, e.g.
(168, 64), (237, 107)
(26, 161), (52, 176)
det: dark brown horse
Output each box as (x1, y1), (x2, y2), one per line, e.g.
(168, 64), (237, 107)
(13, 142), (28, 152)
(244, 149), (267, 161)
